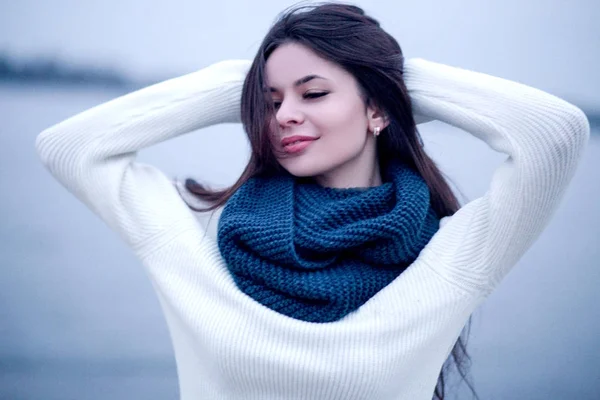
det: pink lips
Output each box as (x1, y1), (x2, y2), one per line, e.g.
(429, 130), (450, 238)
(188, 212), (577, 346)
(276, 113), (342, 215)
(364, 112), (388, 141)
(281, 135), (318, 154)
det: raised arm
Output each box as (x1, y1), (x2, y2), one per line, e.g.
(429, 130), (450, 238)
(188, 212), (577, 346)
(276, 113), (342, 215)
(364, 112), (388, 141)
(404, 58), (590, 294)
(36, 59), (251, 254)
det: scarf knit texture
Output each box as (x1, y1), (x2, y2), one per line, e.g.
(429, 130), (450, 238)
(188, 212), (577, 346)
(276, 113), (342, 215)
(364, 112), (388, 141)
(217, 161), (440, 323)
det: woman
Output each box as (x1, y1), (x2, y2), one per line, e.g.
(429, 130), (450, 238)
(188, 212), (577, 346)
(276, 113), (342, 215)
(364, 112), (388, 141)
(35, 3), (590, 400)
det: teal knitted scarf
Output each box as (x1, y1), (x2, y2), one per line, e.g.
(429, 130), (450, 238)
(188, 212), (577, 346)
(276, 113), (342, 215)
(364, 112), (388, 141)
(217, 161), (440, 323)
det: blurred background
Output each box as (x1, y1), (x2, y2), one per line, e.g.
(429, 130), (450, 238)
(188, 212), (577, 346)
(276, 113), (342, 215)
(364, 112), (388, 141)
(1, 0), (598, 399)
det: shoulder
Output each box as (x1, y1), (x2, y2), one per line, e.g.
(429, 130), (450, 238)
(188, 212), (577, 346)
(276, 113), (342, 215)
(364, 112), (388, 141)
(172, 178), (224, 242)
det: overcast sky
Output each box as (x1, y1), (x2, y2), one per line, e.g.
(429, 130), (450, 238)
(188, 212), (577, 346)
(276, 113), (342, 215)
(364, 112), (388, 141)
(2, 0), (599, 107)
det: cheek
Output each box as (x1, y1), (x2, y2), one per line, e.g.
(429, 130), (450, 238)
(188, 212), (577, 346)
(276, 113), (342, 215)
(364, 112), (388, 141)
(267, 119), (279, 145)
(316, 99), (367, 142)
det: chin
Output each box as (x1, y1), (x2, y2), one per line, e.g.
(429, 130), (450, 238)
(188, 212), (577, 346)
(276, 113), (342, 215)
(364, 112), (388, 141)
(278, 158), (329, 178)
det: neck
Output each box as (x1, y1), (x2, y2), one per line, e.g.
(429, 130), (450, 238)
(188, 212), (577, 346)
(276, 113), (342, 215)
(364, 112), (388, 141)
(314, 140), (382, 189)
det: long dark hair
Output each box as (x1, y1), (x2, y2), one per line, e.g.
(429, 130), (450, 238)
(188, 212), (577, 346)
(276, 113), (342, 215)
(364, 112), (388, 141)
(185, 3), (477, 399)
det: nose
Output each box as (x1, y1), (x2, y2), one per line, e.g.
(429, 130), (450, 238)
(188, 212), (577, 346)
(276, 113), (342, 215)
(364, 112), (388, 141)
(275, 98), (304, 128)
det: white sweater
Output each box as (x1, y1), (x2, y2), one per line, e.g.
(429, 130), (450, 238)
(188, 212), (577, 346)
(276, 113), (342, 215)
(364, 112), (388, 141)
(35, 58), (590, 400)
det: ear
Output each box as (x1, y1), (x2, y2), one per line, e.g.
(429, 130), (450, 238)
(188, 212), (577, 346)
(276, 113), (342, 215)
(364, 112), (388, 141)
(366, 103), (389, 133)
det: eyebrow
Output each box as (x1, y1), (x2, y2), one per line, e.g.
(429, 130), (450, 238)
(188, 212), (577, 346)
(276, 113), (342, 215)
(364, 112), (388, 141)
(268, 75), (328, 92)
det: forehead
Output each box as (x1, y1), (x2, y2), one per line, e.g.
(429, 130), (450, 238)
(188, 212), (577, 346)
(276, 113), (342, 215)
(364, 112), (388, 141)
(265, 42), (350, 88)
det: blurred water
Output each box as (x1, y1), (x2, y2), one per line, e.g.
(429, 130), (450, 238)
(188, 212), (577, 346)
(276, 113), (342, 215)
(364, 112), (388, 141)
(1, 84), (599, 400)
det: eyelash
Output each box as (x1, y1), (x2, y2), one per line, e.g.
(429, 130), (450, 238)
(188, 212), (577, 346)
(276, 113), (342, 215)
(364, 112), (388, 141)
(273, 92), (329, 109)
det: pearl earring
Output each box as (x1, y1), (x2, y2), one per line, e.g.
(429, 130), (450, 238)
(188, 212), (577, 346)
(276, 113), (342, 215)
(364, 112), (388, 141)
(373, 127), (381, 137)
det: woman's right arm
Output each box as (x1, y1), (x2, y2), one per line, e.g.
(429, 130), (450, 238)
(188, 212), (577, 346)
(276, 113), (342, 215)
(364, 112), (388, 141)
(36, 59), (251, 255)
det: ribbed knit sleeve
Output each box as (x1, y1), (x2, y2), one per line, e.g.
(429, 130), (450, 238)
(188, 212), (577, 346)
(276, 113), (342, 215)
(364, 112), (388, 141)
(404, 58), (590, 294)
(35, 60), (251, 255)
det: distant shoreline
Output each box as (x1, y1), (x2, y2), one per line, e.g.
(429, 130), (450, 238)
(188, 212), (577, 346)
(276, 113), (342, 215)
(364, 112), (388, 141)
(0, 54), (160, 91)
(0, 77), (151, 92)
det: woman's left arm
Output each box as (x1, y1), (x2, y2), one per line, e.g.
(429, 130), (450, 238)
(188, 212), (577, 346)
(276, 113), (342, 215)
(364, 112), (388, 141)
(405, 58), (590, 294)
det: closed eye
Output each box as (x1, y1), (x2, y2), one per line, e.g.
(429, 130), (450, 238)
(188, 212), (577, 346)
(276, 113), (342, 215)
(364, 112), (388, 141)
(304, 92), (329, 99)
(271, 92), (329, 110)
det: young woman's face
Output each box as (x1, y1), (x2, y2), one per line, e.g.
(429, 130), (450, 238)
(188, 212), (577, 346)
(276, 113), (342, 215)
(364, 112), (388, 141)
(265, 42), (380, 186)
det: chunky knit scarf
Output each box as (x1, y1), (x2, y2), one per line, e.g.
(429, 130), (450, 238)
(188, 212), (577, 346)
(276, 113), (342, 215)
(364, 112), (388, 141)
(217, 161), (440, 323)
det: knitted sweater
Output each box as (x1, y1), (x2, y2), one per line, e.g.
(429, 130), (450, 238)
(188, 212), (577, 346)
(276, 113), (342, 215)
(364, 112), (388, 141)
(35, 58), (590, 400)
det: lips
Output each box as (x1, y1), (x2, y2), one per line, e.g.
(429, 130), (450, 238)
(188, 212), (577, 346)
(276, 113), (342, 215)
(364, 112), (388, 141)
(281, 135), (318, 147)
(280, 135), (318, 154)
